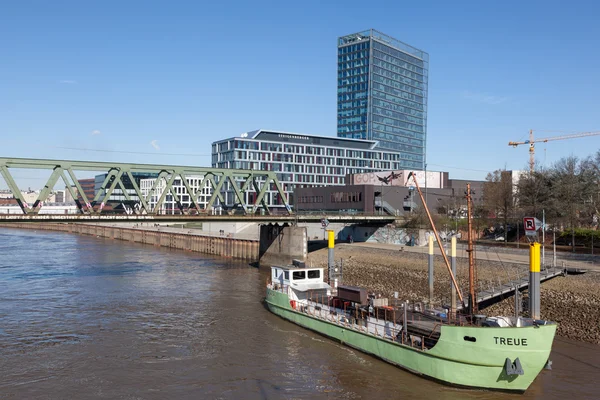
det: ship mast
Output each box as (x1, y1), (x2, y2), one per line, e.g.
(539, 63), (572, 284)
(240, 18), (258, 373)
(407, 172), (464, 304)
(466, 183), (477, 315)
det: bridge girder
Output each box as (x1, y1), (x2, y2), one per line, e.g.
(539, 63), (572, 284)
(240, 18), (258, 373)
(0, 157), (291, 216)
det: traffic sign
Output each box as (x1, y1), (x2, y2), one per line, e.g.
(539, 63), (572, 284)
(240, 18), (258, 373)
(524, 217), (537, 236)
(321, 218), (329, 228)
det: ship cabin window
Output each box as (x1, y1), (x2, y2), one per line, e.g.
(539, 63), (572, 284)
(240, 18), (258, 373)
(284, 271), (289, 280)
(307, 270), (320, 279)
(292, 271), (306, 280)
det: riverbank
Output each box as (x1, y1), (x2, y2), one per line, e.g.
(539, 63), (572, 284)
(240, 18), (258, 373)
(307, 244), (600, 345)
(0, 223), (259, 261)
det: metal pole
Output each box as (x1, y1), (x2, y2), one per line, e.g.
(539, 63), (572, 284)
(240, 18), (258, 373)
(542, 209), (545, 269)
(553, 229), (557, 268)
(466, 184), (476, 315)
(327, 230), (335, 284)
(517, 218), (520, 249)
(425, 164), (428, 205)
(403, 300), (408, 344)
(514, 286), (520, 319)
(451, 236), (457, 317)
(529, 242), (541, 320)
(428, 235), (434, 305)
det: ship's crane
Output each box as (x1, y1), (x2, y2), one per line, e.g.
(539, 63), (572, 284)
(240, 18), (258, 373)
(509, 129), (600, 173)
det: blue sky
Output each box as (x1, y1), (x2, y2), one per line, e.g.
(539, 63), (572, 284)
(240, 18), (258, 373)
(1, 0), (599, 189)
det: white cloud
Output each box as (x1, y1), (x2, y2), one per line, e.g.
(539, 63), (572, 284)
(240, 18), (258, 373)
(150, 140), (160, 150)
(91, 130), (101, 135)
(59, 80), (77, 84)
(461, 90), (508, 105)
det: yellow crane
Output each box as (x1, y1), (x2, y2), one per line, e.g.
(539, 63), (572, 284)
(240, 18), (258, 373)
(509, 129), (600, 173)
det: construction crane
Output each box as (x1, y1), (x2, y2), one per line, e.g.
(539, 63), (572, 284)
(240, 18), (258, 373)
(509, 129), (600, 173)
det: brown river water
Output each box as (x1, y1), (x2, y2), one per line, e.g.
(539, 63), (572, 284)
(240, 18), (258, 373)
(0, 228), (598, 399)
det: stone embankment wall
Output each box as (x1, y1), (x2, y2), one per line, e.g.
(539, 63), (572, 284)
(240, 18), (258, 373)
(2, 223), (259, 262)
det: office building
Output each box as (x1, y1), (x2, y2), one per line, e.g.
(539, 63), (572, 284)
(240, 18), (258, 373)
(140, 175), (212, 214)
(93, 173), (158, 211)
(77, 178), (95, 204)
(212, 129), (415, 210)
(54, 190), (65, 203)
(337, 29), (428, 169)
(295, 173), (484, 216)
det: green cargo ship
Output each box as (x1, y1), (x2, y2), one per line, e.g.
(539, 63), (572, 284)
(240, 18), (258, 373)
(265, 178), (556, 392)
(265, 266), (556, 392)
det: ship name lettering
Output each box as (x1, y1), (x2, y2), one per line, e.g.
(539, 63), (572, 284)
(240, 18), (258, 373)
(493, 337), (527, 346)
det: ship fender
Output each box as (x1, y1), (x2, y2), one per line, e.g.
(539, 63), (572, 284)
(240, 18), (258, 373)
(290, 300), (297, 309)
(504, 357), (524, 376)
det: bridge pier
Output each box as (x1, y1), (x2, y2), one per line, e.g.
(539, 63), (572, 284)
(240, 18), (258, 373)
(259, 224), (307, 267)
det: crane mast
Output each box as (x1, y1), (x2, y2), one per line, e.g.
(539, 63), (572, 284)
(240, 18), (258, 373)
(509, 130), (600, 173)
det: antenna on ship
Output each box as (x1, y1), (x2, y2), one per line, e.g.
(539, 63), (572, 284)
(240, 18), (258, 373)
(465, 183), (477, 316)
(406, 172), (465, 308)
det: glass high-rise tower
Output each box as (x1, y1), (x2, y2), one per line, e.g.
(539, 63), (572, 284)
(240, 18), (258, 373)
(337, 29), (428, 169)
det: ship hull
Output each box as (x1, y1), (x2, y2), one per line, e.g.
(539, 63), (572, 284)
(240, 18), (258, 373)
(265, 287), (556, 392)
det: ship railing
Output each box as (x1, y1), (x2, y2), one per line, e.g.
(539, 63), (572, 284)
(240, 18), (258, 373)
(299, 293), (429, 351)
(267, 282), (290, 294)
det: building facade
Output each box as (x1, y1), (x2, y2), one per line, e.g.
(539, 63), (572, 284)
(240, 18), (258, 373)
(77, 178), (95, 204)
(140, 175), (212, 214)
(211, 129), (419, 210)
(295, 184), (452, 215)
(295, 179), (485, 216)
(346, 170), (448, 189)
(337, 29), (428, 169)
(93, 173), (158, 211)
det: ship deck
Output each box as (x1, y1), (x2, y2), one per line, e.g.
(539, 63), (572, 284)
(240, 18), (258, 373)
(291, 294), (448, 350)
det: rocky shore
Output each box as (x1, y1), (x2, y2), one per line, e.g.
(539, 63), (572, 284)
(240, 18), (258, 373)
(307, 244), (600, 345)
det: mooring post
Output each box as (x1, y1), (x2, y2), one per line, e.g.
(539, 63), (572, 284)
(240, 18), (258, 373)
(428, 235), (434, 305)
(529, 242), (541, 320)
(451, 236), (457, 317)
(327, 230), (335, 284)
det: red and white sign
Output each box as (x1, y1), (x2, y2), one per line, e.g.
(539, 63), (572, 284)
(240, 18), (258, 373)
(523, 217), (536, 236)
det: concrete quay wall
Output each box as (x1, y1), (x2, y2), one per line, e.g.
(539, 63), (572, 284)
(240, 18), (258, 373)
(1, 223), (259, 262)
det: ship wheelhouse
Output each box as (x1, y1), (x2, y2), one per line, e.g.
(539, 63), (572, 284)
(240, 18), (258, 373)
(271, 263), (331, 304)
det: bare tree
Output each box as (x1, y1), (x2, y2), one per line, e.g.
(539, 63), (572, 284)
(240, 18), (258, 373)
(516, 168), (555, 220)
(581, 151), (600, 229)
(551, 156), (595, 251)
(483, 170), (514, 241)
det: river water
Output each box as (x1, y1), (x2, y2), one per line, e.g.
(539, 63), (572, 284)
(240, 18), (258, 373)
(0, 228), (598, 399)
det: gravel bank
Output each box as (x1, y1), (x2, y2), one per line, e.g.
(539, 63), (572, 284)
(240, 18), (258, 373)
(306, 244), (600, 345)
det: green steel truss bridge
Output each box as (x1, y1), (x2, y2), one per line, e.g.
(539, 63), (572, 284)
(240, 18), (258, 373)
(0, 157), (288, 216)
(0, 157), (398, 224)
